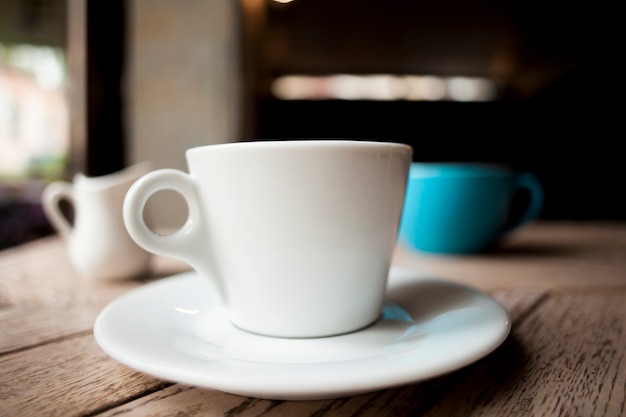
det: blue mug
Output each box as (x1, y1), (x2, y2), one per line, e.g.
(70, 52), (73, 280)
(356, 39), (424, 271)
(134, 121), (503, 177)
(398, 163), (544, 254)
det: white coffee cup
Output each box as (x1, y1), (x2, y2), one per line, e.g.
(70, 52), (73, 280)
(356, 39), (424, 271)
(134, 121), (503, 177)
(123, 140), (412, 338)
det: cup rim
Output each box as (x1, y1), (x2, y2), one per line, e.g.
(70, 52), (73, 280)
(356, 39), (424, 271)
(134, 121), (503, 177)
(186, 139), (413, 156)
(408, 162), (513, 178)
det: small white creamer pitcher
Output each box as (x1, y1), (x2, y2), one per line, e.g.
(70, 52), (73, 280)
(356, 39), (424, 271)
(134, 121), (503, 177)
(42, 162), (153, 281)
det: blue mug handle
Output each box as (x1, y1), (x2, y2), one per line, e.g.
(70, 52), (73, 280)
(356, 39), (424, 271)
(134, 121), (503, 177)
(504, 172), (544, 232)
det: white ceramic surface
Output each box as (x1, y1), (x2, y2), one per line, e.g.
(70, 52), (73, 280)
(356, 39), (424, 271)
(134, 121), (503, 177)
(93, 267), (511, 400)
(123, 140), (413, 338)
(42, 162), (153, 280)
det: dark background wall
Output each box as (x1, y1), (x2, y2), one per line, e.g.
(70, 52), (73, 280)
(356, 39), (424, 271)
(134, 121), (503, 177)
(1, 0), (624, 252)
(250, 0), (624, 220)
(257, 100), (622, 220)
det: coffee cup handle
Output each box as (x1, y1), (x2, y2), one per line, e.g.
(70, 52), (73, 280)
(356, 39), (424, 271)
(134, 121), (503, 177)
(41, 181), (75, 239)
(123, 169), (224, 299)
(505, 172), (544, 231)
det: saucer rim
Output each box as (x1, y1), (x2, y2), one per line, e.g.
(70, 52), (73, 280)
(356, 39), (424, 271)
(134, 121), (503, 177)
(94, 268), (511, 400)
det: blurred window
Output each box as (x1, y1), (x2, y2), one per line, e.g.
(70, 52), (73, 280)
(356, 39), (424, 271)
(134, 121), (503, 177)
(0, 42), (69, 180)
(0, 42), (68, 249)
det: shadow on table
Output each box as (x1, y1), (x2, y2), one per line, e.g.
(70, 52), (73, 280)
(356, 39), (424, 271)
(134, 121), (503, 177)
(373, 334), (529, 415)
(310, 334), (529, 416)
(469, 240), (581, 259)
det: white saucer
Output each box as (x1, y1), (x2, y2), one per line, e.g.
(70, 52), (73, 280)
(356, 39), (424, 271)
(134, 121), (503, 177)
(94, 267), (510, 400)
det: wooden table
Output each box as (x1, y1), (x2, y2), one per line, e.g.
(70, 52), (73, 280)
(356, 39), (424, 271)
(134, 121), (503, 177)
(1, 221), (625, 416)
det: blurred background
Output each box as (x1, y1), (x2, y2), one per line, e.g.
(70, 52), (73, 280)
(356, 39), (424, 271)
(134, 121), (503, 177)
(0, 0), (623, 249)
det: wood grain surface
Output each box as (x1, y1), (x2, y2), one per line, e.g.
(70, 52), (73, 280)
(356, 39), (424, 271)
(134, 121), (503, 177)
(1, 222), (625, 417)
